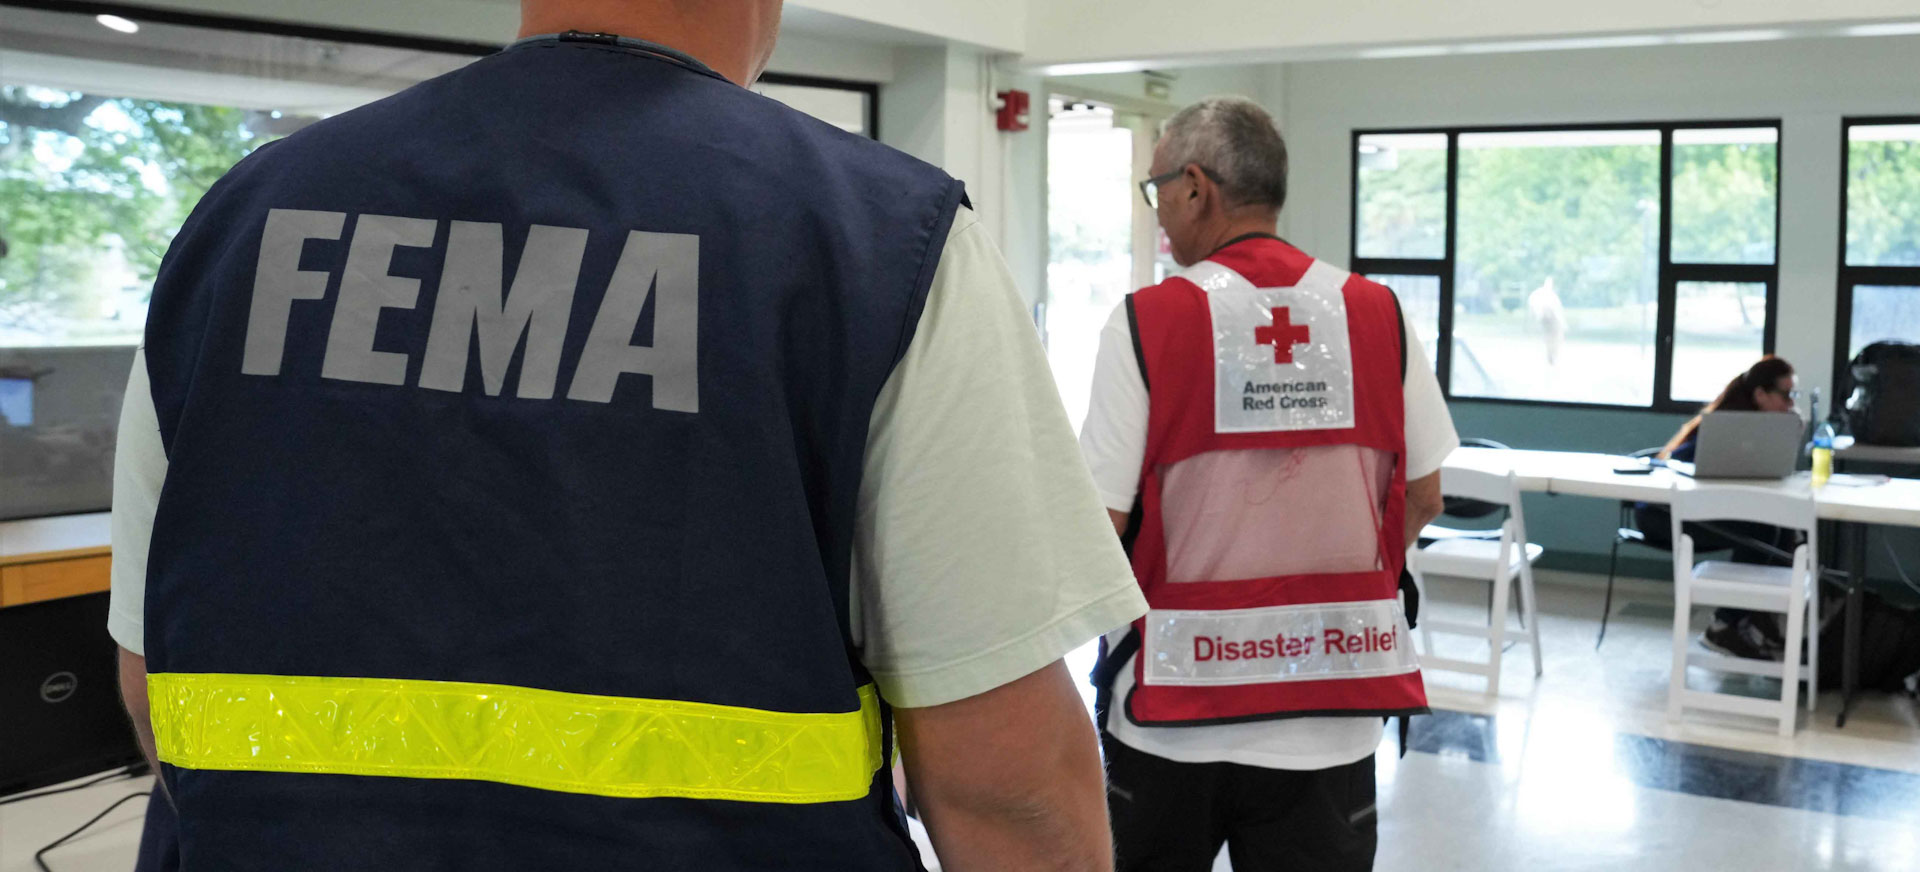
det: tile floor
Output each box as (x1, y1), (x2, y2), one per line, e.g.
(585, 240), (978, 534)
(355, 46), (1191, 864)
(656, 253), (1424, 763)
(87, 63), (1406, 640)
(6, 572), (1917, 872)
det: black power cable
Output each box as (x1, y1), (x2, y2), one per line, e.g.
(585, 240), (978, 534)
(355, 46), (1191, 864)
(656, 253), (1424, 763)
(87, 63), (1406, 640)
(34, 790), (151, 872)
(1884, 538), (1920, 598)
(0, 766), (140, 806)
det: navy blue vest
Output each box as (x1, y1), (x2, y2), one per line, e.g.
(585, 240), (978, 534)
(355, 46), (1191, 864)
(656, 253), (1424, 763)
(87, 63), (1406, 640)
(141, 35), (961, 871)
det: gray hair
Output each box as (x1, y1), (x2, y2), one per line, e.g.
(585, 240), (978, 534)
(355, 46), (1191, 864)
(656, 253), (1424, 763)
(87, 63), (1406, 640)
(1159, 96), (1289, 212)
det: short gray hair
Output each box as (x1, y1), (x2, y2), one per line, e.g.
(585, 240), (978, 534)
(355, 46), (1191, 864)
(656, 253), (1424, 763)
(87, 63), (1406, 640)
(1159, 96), (1289, 212)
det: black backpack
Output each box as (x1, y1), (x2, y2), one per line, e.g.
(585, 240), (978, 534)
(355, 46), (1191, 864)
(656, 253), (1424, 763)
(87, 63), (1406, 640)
(1845, 341), (1920, 447)
(1818, 590), (1920, 692)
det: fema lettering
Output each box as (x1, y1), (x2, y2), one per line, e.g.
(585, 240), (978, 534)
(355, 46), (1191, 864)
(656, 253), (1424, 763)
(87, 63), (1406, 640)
(242, 209), (700, 412)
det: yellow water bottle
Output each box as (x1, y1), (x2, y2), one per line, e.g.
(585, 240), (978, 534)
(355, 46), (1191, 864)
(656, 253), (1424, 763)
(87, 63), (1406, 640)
(1811, 418), (1835, 486)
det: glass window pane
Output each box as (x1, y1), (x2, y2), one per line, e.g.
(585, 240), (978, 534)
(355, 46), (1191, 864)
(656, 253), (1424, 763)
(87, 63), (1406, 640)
(1849, 286), (1920, 360)
(1846, 124), (1920, 267)
(1363, 274), (1440, 369)
(0, 6), (475, 520)
(1, 8), (473, 349)
(1672, 128), (1777, 264)
(1672, 281), (1768, 402)
(1045, 101), (1134, 432)
(1453, 130), (1661, 405)
(1355, 133), (1447, 260)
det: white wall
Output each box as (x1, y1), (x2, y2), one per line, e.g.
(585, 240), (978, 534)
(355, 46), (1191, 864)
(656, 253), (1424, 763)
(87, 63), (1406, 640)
(113, 0), (905, 84)
(994, 68), (1050, 310)
(794, 0), (1025, 53)
(1026, 0), (1920, 67)
(768, 31), (896, 82)
(115, 0), (522, 44)
(880, 46), (1046, 304)
(118, 0), (1024, 53)
(1056, 64), (1273, 111)
(1278, 33), (1920, 396)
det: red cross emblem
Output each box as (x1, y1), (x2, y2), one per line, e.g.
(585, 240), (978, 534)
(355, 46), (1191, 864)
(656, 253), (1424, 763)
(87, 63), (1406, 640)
(1253, 307), (1311, 364)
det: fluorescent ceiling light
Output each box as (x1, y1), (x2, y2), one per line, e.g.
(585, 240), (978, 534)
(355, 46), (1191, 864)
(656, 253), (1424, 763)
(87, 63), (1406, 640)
(1041, 61), (1150, 77)
(1844, 21), (1920, 37)
(1672, 29), (1789, 44)
(1457, 34), (1666, 54)
(1356, 45), (1450, 59)
(95, 14), (140, 34)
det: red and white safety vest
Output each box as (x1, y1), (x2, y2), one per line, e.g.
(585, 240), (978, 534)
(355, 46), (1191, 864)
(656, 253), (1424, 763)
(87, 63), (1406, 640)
(1115, 237), (1428, 727)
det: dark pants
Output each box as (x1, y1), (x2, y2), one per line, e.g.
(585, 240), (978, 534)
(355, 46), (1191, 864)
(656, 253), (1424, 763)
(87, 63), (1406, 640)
(1105, 733), (1377, 872)
(134, 787), (180, 872)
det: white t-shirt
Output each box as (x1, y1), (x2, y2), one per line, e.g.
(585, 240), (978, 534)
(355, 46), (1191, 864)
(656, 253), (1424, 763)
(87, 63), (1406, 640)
(110, 206), (1148, 711)
(1079, 268), (1459, 770)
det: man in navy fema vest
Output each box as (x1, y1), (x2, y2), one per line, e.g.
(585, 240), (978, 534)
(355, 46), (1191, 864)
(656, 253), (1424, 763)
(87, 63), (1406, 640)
(108, 1), (1146, 869)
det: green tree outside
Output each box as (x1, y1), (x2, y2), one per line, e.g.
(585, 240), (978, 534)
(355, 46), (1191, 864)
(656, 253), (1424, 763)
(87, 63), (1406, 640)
(1848, 138), (1920, 267)
(1, 86), (273, 343)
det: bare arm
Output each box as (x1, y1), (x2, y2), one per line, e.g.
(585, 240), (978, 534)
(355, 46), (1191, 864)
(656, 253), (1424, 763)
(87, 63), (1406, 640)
(118, 646), (160, 775)
(1107, 509), (1128, 537)
(1404, 470), (1444, 546)
(895, 660), (1113, 872)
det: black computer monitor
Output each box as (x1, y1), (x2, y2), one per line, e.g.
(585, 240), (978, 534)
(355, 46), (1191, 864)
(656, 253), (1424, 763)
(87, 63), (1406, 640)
(0, 593), (144, 798)
(0, 346), (133, 521)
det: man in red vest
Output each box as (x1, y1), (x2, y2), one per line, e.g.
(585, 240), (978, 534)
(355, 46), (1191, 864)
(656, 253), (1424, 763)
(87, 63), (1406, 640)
(1080, 97), (1458, 871)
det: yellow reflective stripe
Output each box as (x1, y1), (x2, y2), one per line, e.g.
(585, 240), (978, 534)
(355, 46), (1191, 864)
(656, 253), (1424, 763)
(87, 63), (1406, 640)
(148, 673), (882, 804)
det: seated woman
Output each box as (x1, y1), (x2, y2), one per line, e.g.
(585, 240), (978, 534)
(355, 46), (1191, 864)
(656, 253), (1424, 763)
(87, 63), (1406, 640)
(1635, 356), (1802, 661)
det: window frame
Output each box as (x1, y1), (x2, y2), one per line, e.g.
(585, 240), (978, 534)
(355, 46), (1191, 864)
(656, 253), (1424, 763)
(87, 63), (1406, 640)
(2, 1), (883, 140)
(1, 0), (499, 55)
(1834, 115), (1920, 401)
(755, 72), (882, 140)
(0, 0), (883, 353)
(1350, 119), (1783, 413)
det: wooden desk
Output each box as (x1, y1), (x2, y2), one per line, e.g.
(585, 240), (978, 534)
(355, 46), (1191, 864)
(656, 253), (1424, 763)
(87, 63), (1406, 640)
(0, 513), (112, 609)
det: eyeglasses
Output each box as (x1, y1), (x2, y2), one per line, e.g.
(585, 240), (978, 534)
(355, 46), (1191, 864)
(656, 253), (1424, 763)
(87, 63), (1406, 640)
(1138, 165), (1223, 209)
(1763, 386), (1802, 401)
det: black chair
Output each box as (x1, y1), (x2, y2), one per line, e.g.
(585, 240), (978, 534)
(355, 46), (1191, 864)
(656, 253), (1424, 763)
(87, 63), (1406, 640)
(1597, 447), (1666, 650)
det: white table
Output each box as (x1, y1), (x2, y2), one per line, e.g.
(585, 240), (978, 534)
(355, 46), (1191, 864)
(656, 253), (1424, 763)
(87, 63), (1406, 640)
(0, 512), (112, 565)
(1444, 447), (1920, 526)
(1441, 447), (1920, 725)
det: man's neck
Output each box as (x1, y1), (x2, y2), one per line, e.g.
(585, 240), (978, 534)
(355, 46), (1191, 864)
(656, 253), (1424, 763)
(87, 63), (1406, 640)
(1195, 213), (1281, 259)
(519, 1), (771, 87)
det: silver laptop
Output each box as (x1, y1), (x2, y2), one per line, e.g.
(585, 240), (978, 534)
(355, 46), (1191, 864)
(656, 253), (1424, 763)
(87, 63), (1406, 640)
(1680, 411), (1804, 480)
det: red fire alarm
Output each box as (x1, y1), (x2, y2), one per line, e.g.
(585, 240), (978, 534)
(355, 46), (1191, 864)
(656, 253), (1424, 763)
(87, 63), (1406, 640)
(995, 89), (1031, 132)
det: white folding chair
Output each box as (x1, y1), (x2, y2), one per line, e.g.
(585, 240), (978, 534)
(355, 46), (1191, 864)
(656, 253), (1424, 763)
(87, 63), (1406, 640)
(1407, 467), (1543, 698)
(1666, 484), (1819, 737)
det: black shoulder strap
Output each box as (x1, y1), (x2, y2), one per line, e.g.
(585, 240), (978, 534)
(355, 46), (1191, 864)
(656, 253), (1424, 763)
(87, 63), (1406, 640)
(1091, 627), (1141, 731)
(1388, 286), (1408, 383)
(1118, 294), (1148, 556)
(1125, 294), (1149, 394)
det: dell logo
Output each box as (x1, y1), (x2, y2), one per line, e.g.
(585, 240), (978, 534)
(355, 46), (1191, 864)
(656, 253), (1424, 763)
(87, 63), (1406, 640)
(39, 671), (78, 704)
